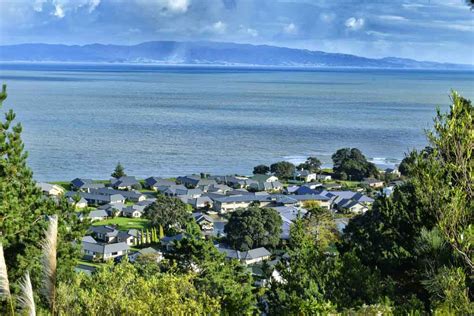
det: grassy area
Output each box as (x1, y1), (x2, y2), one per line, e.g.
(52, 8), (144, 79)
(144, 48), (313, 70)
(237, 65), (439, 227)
(50, 181), (71, 191)
(77, 259), (102, 268)
(93, 217), (151, 230)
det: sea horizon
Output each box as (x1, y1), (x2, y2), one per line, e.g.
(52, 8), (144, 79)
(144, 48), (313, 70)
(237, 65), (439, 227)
(1, 63), (473, 181)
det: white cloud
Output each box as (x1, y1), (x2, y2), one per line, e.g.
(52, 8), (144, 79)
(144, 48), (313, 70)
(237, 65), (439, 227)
(246, 27), (258, 37)
(345, 17), (365, 30)
(379, 15), (407, 21)
(33, 0), (47, 12)
(53, 4), (65, 18)
(320, 13), (335, 23)
(156, 0), (190, 14)
(211, 21), (227, 34)
(283, 23), (297, 35)
(49, 0), (101, 18)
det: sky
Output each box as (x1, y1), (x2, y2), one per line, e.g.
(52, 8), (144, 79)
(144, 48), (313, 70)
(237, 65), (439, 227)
(0, 0), (473, 64)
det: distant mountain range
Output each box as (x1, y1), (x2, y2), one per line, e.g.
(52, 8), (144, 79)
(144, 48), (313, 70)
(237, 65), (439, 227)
(0, 41), (471, 70)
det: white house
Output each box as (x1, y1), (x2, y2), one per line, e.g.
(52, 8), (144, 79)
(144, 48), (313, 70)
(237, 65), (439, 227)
(37, 182), (65, 196)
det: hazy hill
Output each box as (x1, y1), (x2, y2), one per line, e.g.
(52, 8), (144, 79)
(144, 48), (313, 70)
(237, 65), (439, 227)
(0, 41), (470, 69)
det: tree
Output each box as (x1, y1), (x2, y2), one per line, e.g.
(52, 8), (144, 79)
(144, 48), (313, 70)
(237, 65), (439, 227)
(253, 164), (270, 175)
(224, 207), (282, 251)
(338, 92), (473, 313)
(55, 260), (221, 315)
(171, 237), (256, 314)
(331, 148), (378, 180)
(111, 162), (126, 178)
(398, 146), (433, 177)
(144, 195), (191, 235)
(297, 156), (322, 173)
(0, 85), (88, 311)
(267, 218), (337, 314)
(270, 161), (295, 179)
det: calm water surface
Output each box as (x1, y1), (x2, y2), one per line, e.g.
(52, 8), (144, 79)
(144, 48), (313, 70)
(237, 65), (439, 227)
(0, 63), (472, 181)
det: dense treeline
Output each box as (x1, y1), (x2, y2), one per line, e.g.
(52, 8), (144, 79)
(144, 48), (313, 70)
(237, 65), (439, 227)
(0, 86), (472, 315)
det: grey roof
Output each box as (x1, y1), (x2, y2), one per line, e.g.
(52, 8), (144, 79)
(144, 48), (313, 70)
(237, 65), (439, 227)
(161, 233), (187, 244)
(71, 178), (94, 188)
(89, 225), (119, 237)
(139, 247), (160, 255)
(65, 191), (125, 204)
(37, 182), (58, 192)
(111, 176), (139, 188)
(86, 209), (109, 219)
(216, 245), (271, 261)
(90, 187), (145, 200)
(322, 190), (374, 203)
(145, 177), (175, 188)
(82, 240), (129, 255)
(82, 236), (97, 243)
(192, 212), (214, 223)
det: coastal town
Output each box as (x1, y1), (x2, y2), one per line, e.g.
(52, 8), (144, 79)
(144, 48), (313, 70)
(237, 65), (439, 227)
(36, 157), (404, 283)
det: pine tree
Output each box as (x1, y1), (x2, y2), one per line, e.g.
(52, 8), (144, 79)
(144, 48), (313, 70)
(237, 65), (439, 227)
(159, 225), (165, 239)
(111, 162), (126, 178)
(0, 85), (88, 309)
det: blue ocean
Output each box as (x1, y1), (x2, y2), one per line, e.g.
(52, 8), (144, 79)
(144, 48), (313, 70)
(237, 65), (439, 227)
(0, 63), (472, 181)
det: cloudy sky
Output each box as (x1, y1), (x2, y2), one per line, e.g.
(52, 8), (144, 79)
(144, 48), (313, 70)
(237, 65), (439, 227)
(0, 0), (473, 63)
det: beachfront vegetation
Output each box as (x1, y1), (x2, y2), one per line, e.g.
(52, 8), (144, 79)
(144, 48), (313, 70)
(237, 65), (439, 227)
(253, 164), (270, 175)
(0, 85), (472, 315)
(270, 161), (296, 179)
(297, 156), (322, 173)
(332, 147), (379, 180)
(111, 162), (126, 178)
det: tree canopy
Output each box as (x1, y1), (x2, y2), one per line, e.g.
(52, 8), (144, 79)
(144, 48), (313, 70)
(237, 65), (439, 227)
(144, 195), (191, 235)
(224, 207), (282, 251)
(297, 156), (322, 173)
(111, 162), (126, 178)
(270, 161), (295, 179)
(253, 164), (270, 175)
(331, 148), (378, 180)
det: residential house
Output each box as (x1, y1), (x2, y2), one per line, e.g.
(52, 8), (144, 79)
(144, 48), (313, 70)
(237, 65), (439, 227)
(176, 175), (217, 188)
(205, 184), (232, 194)
(320, 190), (374, 212)
(129, 247), (163, 263)
(79, 209), (109, 222)
(362, 178), (384, 189)
(294, 170), (317, 183)
(316, 174), (332, 181)
(144, 177), (176, 190)
(37, 182), (64, 196)
(67, 196), (88, 208)
(162, 185), (187, 196)
(180, 196), (213, 209)
(90, 187), (146, 202)
(160, 233), (188, 251)
(216, 245), (271, 265)
(89, 225), (119, 243)
(192, 212), (214, 231)
(81, 236), (129, 261)
(271, 206), (307, 240)
(70, 178), (105, 192)
(65, 191), (126, 206)
(110, 176), (140, 190)
(384, 168), (401, 177)
(249, 180), (283, 192)
(225, 176), (258, 189)
(122, 204), (147, 218)
(337, 200), (368, 214)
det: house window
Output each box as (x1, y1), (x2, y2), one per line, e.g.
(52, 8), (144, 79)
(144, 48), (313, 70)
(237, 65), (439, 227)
(111, 252), (118, 256)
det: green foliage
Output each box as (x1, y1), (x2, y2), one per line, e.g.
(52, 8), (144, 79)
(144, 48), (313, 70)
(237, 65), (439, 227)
(171, 237), (256, 314)
(111, 162), (126, 178)
(0, 85), (88, 312)
(331, 148), (378, 181)
(270, 161), (295, 179)
(55, 260), (221, 315)
(224, 207), (282, 251)
(253, 164), (270, 175)
(297, 156), (322, 173)
(144, 195), (191, 235)
(337, 92), (473, 312)
(267, 218), (337, 314)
